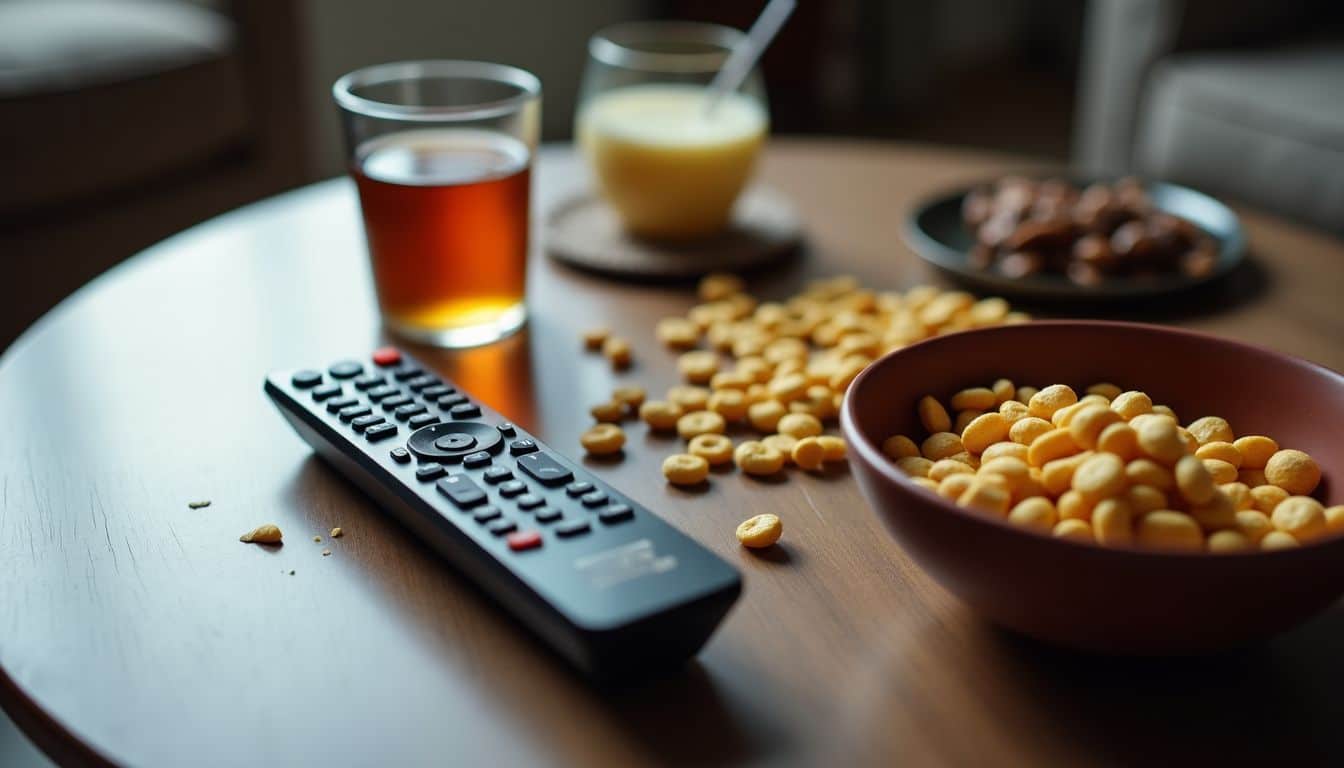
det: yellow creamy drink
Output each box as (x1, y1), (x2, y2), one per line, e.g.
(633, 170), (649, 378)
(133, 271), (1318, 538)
(578, 83), (768, 239)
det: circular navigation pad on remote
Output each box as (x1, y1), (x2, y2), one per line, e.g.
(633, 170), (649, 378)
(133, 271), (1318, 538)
(408, 422), (502, 463)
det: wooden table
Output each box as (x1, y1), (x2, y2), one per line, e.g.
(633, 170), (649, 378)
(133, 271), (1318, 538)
(4, 141), (1344, 767)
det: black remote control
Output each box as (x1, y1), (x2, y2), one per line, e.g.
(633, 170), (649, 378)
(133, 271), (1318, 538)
(264, 346), (741, 680)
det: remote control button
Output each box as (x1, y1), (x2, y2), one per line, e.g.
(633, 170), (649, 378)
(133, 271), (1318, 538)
(450, 404), (482, 419)
(415, 463), (446, 481)
(405, 375), (439, 392)
(351, 414), (385, 433)
(326, 396), (359, 414)
(338, 404), (372, 422)
(408, 422), (503, 463)
(436, 474), (487, 509)
(463, 451), (492, 468)
(580, 491), (608, 508)
(354, 374), (385, 391)
(535, 508), (563, 523)
(421, 384), (453, 399)
(483, 466), (513, 483)
(565, 481), (595, 497)
(394, 367), (424, 382)
(507, 530), (543, 551)
(599, 504), (634, 524)
(436, 393), (467, 409)
(329, 360), (363, 379)
(517, 453), (574, 486)
(556, 520), (591, 538)
(434, 433), (476, 452)
(499, 480), (527, 497)
(291, 370), (322, 389)
(393, 403), (427, 421)
(473, 506), (502, 523)
(365, 423), (398, 442)
(381, 394), (413, 411)
(372, 347), (402, 367)
(390, 447), (411, 463)
(367, 384), (401, 402)
(509, 439), (538, 456)
(408, 413), (440, 430)
(312, 383), (342, 402)
(516, 494), (544, 510)
(497, 423), (517, 436)
(487, 519), (518, 536)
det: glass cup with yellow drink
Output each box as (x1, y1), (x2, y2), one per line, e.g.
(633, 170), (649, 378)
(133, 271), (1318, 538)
(576, 22), (770, 241)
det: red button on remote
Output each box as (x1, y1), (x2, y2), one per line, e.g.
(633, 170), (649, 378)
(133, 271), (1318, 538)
(507, 530), (542, 552)
(372, 347), (402, 367)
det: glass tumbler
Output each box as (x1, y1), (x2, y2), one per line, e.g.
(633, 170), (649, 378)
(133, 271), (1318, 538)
(334, 60), (541, 348)
(575, 22), (769, 240)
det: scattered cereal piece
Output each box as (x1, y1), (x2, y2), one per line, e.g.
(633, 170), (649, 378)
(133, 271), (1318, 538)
(656, 318), (700, 350)
(612, 386), (646, 409)
(791, 436), (827, 470)
(240, 524), (283, 544)
(777, 412), (823, 440)
(707, 389), (748, 421)
(816, 435), (847, 462)
(187, 500), (211, 509)
(700, 272), (745, 302)
(313, 535), (322, 543)
(762, 433), (799, 462)
(747, 400), (787, 432)
(602, 336), (632, 369)
(736, 513), (782, 548)
(677, 410), (727, 440)
(688, 434), (734, 465)
(678, 350), (720, 384)
(322, 549), (332, 557)
(590, 400), (626, 423)
(663, 454), (710, 485)
(667, 385), (711, 412)
(580, 423), (626, 456)
(640, 400), (684, 431)
(330, 527), (343, 538)
(582, 327), (610, 350)
(735, 441), (786, 476)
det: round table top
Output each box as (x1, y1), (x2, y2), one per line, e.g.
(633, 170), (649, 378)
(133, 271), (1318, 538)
(5, 140), (1344, 767)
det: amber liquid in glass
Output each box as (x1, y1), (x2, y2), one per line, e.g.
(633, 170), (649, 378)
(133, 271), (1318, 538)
(353, 129), (530, 337)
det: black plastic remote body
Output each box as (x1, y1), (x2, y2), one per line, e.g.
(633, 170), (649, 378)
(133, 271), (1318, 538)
(264, 347), (741, 680)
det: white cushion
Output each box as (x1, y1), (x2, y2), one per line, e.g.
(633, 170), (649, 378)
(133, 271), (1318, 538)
(1136, 45), (1344, 232)
(0, 0), (234, 97)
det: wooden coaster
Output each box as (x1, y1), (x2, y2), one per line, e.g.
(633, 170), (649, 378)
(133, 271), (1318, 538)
(543, 186), (803, 279)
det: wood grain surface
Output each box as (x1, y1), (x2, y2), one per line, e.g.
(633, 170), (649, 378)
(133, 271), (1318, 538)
(3, 141), (1344, 767)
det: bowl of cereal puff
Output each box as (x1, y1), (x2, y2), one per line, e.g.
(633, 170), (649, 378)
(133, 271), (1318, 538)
(840, 320), (1344, 653)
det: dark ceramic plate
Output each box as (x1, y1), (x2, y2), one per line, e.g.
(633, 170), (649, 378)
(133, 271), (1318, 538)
(904, 179), (1247, 300)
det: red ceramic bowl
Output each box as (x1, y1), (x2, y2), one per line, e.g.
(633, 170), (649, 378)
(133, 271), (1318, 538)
(840, 320), (1344, 653)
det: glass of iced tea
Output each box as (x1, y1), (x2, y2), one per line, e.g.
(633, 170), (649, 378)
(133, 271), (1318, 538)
(334, 61), (541, 347)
